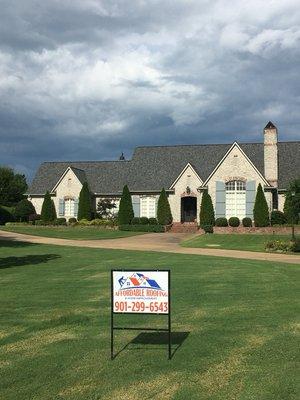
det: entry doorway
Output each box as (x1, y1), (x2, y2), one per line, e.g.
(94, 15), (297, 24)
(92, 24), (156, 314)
(181, 196), (197, 222)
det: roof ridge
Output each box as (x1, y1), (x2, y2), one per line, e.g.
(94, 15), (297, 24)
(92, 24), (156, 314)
(134, 141), (264, 150)
(42, 160), (131, 164)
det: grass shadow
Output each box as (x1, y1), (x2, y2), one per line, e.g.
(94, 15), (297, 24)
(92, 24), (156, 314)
(0, 254), (61, 269)
(0, 238), (37, 248)
(113, 331), (190, 359)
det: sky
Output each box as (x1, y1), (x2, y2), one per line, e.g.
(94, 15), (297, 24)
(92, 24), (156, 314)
(0, 0), (300, 182)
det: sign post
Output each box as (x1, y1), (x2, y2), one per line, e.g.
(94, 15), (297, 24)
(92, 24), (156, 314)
(111, 269), (171, 359)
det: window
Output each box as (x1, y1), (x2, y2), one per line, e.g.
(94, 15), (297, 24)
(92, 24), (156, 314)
(225, 180), (246, 219)
(140, 196), (156, 218)
(64, 199), (75, 216)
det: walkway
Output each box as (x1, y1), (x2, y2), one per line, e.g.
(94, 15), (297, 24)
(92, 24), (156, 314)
(0, 230), (299, 264)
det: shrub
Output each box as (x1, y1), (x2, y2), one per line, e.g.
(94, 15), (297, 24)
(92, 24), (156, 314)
(119, 224), (165, 233)
(199, 191), (215, 228)
(201, 224), (214, 234)
(41, 191), (57, 222)
(89, 219), (113, 227)
(78, 182), (93, 221)
(0, 206), (15, 225)
(242, 217), (252, 227)
(253, 183), (269, 227)
(149, 217), (158, 225)
(157, 188), (173, 225)
(35, 220), (45, 226)
(131, 217), (141, 225)
(29, 213), (41, 224)
(215, 217), (228, 227)
(78, 218), (90, 225)
(265, 239), (300, 253)
(68, 217), (77, 224)
(228, 217), (240, 227)
(270, 210), (287, 226)
(139, 217), (149, 225)
(5, 221), (30, 226)
(54, 217), (67, 225)
(14, 199), (36, 222)
(118, 185), (134, 225)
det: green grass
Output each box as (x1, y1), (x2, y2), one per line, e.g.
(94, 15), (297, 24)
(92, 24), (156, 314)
(182, 233), (297, 252)
(0, 241), (299, 399)
(0, 225), (144, 240)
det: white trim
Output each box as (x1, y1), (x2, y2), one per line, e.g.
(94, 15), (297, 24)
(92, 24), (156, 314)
(203, 142), (270, 187)
(51, 167), (83, 192)
(169, 163), (203, 189)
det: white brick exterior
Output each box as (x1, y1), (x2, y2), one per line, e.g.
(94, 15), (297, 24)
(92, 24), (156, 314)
(264, 125), (278, 187)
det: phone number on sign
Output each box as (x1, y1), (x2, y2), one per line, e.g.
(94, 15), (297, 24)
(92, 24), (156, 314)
(114, 301), (168, 313)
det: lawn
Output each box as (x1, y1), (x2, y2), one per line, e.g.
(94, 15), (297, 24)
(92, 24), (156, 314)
(181, 233), (297, 252)
(0, 241), (299, 400)
(0, 225), (144, 240)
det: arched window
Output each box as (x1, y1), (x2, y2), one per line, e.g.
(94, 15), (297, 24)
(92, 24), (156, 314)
(225, 180), (246, 219)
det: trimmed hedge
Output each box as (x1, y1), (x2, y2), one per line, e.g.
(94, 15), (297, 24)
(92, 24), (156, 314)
(139, 217), (149, 225)
(68, 217), (77, 224)
(201, 224), (214, 234)
(157, 188), (173, 225)
(270, 210), (287, 226)
(78, 182), (93, 221)
(228, 217), (240, 227)
(253, 183), (270, 227)
(215, 217), (228, 227)
(41, 191), (57, 222)
(54, 218), (67, 225)
(200, 191), (215, 227)
(119, 224), (165, 232)
(149, 217), (158, 225)
(242, 217), (252, 227)
(131, 217), (141, 225)
(118, 185), (134, 225)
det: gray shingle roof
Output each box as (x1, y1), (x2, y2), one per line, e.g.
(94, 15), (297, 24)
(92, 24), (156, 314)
(28, 141), (300, 194)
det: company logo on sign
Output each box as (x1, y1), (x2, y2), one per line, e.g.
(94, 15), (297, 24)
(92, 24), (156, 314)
(118, 272), (162, 290)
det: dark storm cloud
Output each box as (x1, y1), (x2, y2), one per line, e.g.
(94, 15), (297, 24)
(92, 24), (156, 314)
(0, 0), (299, 181)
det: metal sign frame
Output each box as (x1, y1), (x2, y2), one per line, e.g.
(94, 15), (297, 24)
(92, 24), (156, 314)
(110, 269), (171, 359)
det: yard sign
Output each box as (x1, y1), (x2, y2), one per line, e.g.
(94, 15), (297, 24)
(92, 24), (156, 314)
(110, 269), (171, 359)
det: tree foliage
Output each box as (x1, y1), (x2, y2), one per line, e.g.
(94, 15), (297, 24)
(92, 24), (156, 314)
(157, 188), (173, 225)
(0, 166), (27, 206)
(96, 198), (116, 219)
(199, 190), (215, 227)
(284, 178), (300, 224)
(78, 182), (93, 221)
(118, 185), (134, 225)
(253, 183), (269, 227)
(41, 191), (57, 222)
(14, 199), (36, 222)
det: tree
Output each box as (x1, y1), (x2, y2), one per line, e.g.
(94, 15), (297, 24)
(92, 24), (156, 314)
(199, 190), (215, 227)
(118, 185), (134, 225)
(284, 178), (300, 224)
(253, 183), (269, 227)
(157, 188), (173, 225)
(14, 199), (36, 222)
(78, 182), (93, 221)
(41, 191), (57, 222)
(97, 198), (116, 219)
(0, 166), (27, 206)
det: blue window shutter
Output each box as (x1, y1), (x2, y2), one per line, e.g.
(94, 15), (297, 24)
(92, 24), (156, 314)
(74, 198), (79, 217)
(246, 181), (256, 218)
(58, 199), (65, 216)
(132, 196), (140, 217)
(215, 181), (225, 218)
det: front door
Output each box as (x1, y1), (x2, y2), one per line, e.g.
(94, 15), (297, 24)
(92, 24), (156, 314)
(181, 196), (197, 222)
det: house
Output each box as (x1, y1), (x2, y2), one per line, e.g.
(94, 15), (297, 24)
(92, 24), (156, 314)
(27, 122), (300, 223)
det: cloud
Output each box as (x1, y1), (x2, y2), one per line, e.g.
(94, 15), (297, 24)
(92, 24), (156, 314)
(0, 0), (299, 180)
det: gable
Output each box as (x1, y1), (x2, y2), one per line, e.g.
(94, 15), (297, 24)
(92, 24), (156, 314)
(53, 167), (83, 196)
(204, 143), (270, 186)
(170, 163), (203, 189)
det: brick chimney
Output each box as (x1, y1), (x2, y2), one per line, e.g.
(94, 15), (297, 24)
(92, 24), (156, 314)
(264, 121), (278, 187)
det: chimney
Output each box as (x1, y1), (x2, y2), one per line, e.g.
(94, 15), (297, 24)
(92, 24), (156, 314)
(264, 121), (278, 187)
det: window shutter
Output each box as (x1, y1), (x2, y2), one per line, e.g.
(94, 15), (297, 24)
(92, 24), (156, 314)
(58, 199), (65, 216)
(74, 198), (79, 217)
(215, 181), (225, 218)
(132, 196), (140, 217)
(155, 196), (159, 217)
(246, 181), (256, 218)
